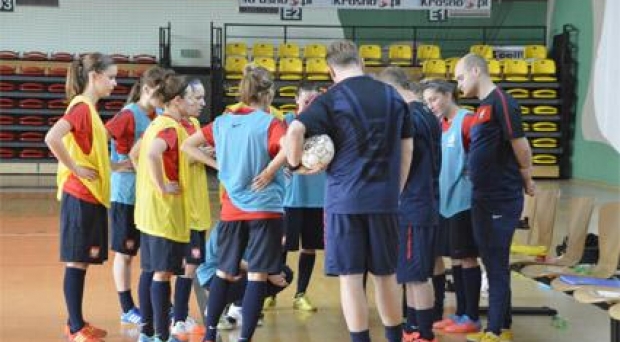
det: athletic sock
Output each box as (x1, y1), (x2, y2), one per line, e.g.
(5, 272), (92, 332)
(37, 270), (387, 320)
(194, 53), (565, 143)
(151, 280), (171, 340)
(64, 267), (86, 334)
(463, 266), (482, 321)
(432, 273), (446, 321)
(173, 276), (193, 322)
(138, 271), (154, 336)
(296, 252), (316, 295)
(239, 281), (266, 341)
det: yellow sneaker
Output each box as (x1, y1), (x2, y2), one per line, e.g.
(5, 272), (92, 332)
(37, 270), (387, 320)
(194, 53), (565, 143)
(293, 293), (317, 312)
(263, 295), (277, 310)
(466, 330), (513, 342)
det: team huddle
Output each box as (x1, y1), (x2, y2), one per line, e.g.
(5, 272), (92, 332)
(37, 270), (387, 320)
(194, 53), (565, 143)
(46, 40), (534, 342)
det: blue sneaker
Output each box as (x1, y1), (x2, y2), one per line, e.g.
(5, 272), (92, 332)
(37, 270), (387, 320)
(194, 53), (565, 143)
(138, 333), (154, 342)
(121, 307), (143, 325)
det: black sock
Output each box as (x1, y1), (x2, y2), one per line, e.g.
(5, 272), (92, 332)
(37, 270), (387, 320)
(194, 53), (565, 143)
(432, 274), (446, 321)
(64, 267), (86, 334)
(452, 265), (465, 317)
(173, 276), (193, 323)
(463, 266), (482, 321)
(138, 271), (154, 336)
(350, 330), (371, 342)
(118, 290), (135, 313)
(205, 276), (230, 341)
(405, 307), (419, 333)
(239, 281), (266, 341)
(151, 280), (171, 340)
(384, 324), (402, 342)
(296, 252), (316, 296)
(416, 308), (435, 340)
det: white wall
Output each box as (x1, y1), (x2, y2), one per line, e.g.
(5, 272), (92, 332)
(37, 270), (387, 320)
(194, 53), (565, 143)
(0, 0), (343, 66)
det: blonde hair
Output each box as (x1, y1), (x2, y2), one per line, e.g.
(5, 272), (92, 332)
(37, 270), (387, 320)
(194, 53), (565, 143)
(460, 53), (489, 75)
(238, 64), (274, 107)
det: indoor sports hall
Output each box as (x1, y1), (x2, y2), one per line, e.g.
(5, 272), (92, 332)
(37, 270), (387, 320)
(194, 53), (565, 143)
(1, 1), (619, 341)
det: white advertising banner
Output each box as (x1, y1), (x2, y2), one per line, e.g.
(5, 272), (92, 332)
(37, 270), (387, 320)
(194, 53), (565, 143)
(238, 0), (491, 10)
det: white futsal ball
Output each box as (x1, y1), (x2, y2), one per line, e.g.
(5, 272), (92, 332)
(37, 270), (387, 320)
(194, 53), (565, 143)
(301, 134), (335, 169)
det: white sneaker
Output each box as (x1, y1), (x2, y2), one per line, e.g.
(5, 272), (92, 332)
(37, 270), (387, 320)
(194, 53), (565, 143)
(227, 304), (243, 324)
(217, 315), (237, 330)
(171, 320), (189, 336)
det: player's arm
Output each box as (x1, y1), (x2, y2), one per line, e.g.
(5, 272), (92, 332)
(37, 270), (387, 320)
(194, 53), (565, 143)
(181, 130), (218, 170)
(45, 118), (97, 181)
(129, 138), (142, 169)
(511, 137), (535, 196)
(285, 120), (305, 169)
(147, 137), (179, 194)
(400, 138), (413, 193)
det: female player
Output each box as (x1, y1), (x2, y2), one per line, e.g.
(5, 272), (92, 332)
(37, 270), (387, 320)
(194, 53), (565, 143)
(45, 53), (117, 342)
(105, 65), (167, 325)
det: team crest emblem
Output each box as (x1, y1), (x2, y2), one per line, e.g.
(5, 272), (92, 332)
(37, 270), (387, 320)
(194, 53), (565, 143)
(192, 248), (201, 259)
(125, 239), (135, 251)
(89, 246), (101, 258)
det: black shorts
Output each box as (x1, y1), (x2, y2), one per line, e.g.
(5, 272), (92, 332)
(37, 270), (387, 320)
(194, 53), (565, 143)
(446, 209), (478, 259)
(60, 192), (108, 264)
(284, 207), (324, 251)
(324, 213), (399, 276)
(140, 233), (184, 273)
(110, 202), (140, 256)
(184, 229), (207, 265)
(397, 224), (437, 283)
(217, 218), (283, 275)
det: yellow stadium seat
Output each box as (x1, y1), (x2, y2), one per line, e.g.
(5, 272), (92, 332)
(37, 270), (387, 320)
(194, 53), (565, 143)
(278, 57), (303, 81)
(280, 103), (298, 112)
(531, 59), (557, 82)
(487, 59), (502, 81)
(306, 58), (330, 81)
(532, 138), (559, 148)
(470, 44), (494, 59)
(521, 106), (531, 115)
(252, 42), (275, 58)
(304, 44), (327, 59)
(445, 57), (460, 79)
(417, 44), (441, 61)
(503, 59), (529, 82)
(224, 56), (248, 80)
(532, 106), (558, 115)
(532, 89), (558, 98)
(507, 88), (529, 98)
(225, 85), (240, 97)
(523, 122), (530, 131)
(226, 42), (247, 57)
(533, 154), (558, 165)
(359, 45), (383, 66)
(422, 59), (447, 79)
(388, 44), (413, 66)
(532, 122), (558, 132)
(254, 57), (276, 74)
(278, 42), (300, 58)
(279, 85), (299, 98)
(524, 45), (548, 59)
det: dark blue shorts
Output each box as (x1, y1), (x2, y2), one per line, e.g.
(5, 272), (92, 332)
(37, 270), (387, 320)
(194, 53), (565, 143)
(472, 197), (523, 251)
(140, 233), (184, 274)
(185, 229), (206, 265)
(60, 192), (108, 264)
(324, 213), (399, 276)
(110, 202), (140, 256)
(445, 209), (478, 259)
(397, 224), (436, 283)
(284, 207), (324, 251)
(217, 218), (283, 275)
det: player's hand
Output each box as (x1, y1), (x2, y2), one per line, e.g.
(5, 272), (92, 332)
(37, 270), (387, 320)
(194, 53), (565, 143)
(524, 178), (536, 196)
(199, 145), (215, 158)
(74, 166), (98, 181)
(112, 159), (134, 172)
(268, 273), (289, 287)
(252, 169), (276, 191)
(161, 181), (181, 195)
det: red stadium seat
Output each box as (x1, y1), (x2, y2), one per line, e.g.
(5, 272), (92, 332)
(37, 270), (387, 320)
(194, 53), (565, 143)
(0, 50), (19, 60)
(0, 82), (16, 91)
(22, 51), (48, 61)
(0, 148), (15, 158)
(48, 116), (62, 125)
(0, 132), (15, 141)
(133, 54), (157, 64)
(20, 149), (46, 159)
(104, 101), (125, 110)
(19, 99), (45, 109)
(20, 66), (46, 76)
(19, 83), (45, 92)
(47, 99), (66, 109)
(110, 54), (130, 63)
(113, 85), (130, 95)
(0, 115), (15, 125)
(19, 132), (45, 142)
(0, 99), (15, 108)
(0, 65), (16, 75)
(19, 116), (45, 126)
(49, 67), (68, 76)
(48, 83), (65, 93)
(51, 52), (74, 62)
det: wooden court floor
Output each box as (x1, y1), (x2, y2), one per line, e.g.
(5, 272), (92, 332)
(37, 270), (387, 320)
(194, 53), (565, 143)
(0, 179), (617, 342)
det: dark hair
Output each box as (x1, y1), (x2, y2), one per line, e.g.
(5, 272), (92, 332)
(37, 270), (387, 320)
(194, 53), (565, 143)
(326, 40), (361, 67)
(422, 79), (459, 101)
(65, 53), (114, 101)
(238, 64), (274, 106)
(154, 71), (190, 104)
(125, 66), (168, 104)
